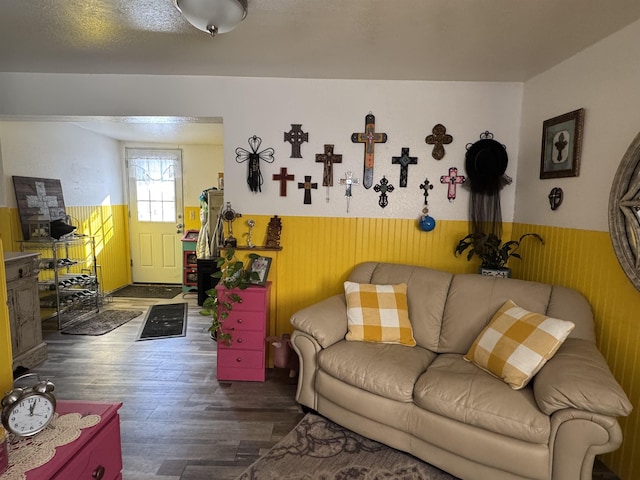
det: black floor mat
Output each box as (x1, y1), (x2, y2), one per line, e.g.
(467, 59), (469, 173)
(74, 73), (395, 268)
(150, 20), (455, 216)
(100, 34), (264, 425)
(110, 284), (182, 299)
(136, 302), (188, 341)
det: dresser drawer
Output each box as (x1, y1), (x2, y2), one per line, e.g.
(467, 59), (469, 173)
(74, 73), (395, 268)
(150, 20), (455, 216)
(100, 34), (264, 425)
(216, 285), (268, 312)
(4, 255), (39, 283)
(218, 349), (264, 369)
(51, 415), (122, 480)
(217, 366), (266, 382)
(223, 310), (266, 332)
(218, 330), (265, 351)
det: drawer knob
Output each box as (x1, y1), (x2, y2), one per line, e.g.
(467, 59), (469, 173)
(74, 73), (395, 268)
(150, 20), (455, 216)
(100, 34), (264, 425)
(236, 357), (242, 363)
(236, 318), (243, 324)
(236, 338), (243, 344)
(93, 465), (106, 479)
(18, 268), (23, 278)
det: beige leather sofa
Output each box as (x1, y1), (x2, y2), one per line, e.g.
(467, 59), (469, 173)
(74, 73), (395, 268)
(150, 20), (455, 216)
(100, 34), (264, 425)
(290, 262), (632, 480)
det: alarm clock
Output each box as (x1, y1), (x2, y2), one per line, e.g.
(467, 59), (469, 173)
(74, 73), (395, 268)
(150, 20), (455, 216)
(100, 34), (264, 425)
(1, 374), (56, 437)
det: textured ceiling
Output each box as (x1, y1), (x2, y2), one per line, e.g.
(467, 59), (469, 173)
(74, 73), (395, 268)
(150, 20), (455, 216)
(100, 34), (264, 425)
(2, 1), (640, 143)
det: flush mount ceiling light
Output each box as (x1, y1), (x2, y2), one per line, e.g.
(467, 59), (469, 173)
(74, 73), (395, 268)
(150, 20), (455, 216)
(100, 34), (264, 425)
(174, 0), (248, 37)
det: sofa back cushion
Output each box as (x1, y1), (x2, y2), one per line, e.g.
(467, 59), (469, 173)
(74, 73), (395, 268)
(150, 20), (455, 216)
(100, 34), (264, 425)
(348, 262), (453, 351)
(349, 262), (596, 354)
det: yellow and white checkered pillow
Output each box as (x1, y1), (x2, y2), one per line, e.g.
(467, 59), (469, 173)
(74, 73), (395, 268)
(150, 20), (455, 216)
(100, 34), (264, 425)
(464, 300), (575, 389)
(344, 281), (416, 346)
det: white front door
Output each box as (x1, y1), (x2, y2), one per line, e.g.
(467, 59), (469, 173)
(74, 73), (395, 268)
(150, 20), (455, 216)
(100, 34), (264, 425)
(127, 148), (184, 284)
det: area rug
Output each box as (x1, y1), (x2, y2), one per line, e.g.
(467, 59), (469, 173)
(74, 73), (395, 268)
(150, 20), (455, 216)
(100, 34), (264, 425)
(61, 310), (143, 336)
(236, 413), (460, 480)
(136, 302), (188, 341)
(110, 284), (183, 299)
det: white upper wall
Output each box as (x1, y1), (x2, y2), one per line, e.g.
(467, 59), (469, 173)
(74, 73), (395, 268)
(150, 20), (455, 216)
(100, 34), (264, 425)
(0, 74), (523, 221)
(516, 18), (640, 231)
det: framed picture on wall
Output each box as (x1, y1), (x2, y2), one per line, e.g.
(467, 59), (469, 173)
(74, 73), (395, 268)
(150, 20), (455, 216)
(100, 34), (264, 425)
(248, 256), (272, 286)
(540, 108), (585, 179)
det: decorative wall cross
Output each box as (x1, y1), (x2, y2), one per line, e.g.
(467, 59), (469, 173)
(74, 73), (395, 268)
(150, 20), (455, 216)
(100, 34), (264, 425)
(351, 112), (388, 189)
(373, 176), (394, 209)
(235, 135), (275, 193)
(425, 124), (453, 160)
(440, 167), (466, 202)
(420, 178), (433, 205)
(298, 175), (318, 205)
(339, 171), (360, 213)
(391, 147), (418, 187)
(284, 124), (309, 158)
(272, 167), (295, 197)
(316, 144), (343, 202)
(26, 181), (60, 215)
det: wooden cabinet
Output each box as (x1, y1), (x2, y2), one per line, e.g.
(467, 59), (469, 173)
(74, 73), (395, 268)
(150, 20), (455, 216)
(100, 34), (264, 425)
(3, 252), (47, 370)
(216, 283), (270, 382)
(3, 401), (123, 480)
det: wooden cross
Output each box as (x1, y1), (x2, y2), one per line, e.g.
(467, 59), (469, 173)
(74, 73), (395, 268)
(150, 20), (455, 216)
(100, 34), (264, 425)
(284, 124), (308, 158)
(316, 144), (343, 187)
(425, 124), (453, 160)
(440, 167), (466, 202)
(298, 175), (318, 205)
(392, 147), (418, 187)
(373, 176), (394, 209)
(339, 171), (360, 213)
(420, 178), (433, 205)
(351, 112), (388, 189)
(272, 167), (295, 197)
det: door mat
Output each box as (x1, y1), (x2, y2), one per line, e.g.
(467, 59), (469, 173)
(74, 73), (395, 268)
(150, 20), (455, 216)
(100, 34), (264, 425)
(236, 413), (459, 480)
(110, 284), (183, 299)
(136, 302), (188, 341)
(61, 310), (143, 336)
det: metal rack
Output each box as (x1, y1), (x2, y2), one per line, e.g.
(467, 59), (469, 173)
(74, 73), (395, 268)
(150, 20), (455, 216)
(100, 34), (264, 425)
(20, 235), (99, 329)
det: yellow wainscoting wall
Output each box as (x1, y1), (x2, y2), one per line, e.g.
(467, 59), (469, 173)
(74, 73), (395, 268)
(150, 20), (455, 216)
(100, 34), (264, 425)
(512, 224), (639, 479)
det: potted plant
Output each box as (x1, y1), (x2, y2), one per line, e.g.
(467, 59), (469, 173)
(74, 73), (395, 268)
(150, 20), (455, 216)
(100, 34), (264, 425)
(200, 249), (260, 345)
(454, 232), (544, 277)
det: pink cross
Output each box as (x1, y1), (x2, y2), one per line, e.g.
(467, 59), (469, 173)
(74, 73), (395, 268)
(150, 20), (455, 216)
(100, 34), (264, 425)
(440, 167), (466, 201)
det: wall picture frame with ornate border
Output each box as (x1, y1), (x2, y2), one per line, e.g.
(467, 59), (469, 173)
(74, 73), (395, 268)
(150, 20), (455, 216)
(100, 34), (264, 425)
(540, 108), (585, 179)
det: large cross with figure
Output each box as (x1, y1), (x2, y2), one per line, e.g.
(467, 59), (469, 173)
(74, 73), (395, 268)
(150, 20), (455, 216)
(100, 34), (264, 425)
(272, 167), (295, 197)
(298, 176), (318, 205)
(316, 144), (343, 187)
(392, 147), (418, 187)
(440, 167), (465, 202)
(351, 113), (387, 189)
(284, 124), (309, 158)
(425, 124), (453, 160)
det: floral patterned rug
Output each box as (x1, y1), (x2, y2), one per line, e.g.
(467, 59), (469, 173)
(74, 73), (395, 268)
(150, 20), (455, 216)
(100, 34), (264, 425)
(236, 413), (459, 480)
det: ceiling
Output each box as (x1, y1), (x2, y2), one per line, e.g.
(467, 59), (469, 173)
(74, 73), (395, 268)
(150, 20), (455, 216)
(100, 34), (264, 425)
(2, 0), (640, 143)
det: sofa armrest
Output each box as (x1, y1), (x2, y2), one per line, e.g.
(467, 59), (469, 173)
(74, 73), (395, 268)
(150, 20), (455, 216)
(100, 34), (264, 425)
(534, 338), (632, 417)
(289, 294), (348, 348)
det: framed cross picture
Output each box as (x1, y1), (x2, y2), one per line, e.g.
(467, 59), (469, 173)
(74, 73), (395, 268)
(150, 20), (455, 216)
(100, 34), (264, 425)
(248, 256), (272, 285)
(540, 108), (585, 179)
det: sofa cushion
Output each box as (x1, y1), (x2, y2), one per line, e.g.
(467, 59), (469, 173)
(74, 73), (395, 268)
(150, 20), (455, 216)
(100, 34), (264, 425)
(414, 354), (551, 443)
(464, 300), (575, 389)
(319, 340), (436, 402)
(344, 281), (416, 346)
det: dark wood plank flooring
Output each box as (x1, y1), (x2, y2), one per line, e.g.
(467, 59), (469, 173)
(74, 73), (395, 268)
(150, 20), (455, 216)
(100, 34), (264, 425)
(32, 292), (620, 480)
(36, 292), (304, 480)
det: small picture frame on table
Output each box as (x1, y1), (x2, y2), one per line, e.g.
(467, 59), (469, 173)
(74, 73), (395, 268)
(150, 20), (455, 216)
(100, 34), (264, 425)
(248, 256), (272, 285)
(540, 108), (585, 179)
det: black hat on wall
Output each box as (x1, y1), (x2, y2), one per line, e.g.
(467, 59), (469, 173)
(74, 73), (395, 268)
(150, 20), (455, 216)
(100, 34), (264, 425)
(465, 134), (510, 195)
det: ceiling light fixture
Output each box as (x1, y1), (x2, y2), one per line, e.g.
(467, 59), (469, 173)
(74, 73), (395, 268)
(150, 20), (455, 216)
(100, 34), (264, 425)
(174, 0), (248, 37)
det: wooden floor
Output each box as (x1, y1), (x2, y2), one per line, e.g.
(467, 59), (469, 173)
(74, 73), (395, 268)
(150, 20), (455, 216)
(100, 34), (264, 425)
(36, 292), (304, 480)
(32, 291), (620, 480)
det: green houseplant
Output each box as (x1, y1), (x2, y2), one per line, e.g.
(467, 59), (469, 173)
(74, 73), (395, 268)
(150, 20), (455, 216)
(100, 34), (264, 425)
(200, 249), (260, 345)
(454, 232), (544, 276)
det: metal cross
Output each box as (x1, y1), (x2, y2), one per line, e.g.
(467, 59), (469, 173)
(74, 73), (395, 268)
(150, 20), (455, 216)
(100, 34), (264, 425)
(425, 124), (453, 160)
(351, 112), (388, 189)
(420, 178), (434, 205)
(373, 176), (394, 209)
(391, 147), (418, 187)
(339, 171), (360, 213)
(284, 124), (308, 158)
(272, 167), (295, 197)
(298, 175), (318, 205)
(440, 167), (465, 202)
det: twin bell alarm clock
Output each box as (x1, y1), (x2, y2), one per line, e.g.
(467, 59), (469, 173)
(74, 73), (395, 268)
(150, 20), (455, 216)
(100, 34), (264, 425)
(1, 374), (56, 437)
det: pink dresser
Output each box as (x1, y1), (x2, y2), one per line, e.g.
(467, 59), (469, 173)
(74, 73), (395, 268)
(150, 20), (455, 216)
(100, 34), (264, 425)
(4, 401), (122, 480)
(216, 283), (270, 382)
